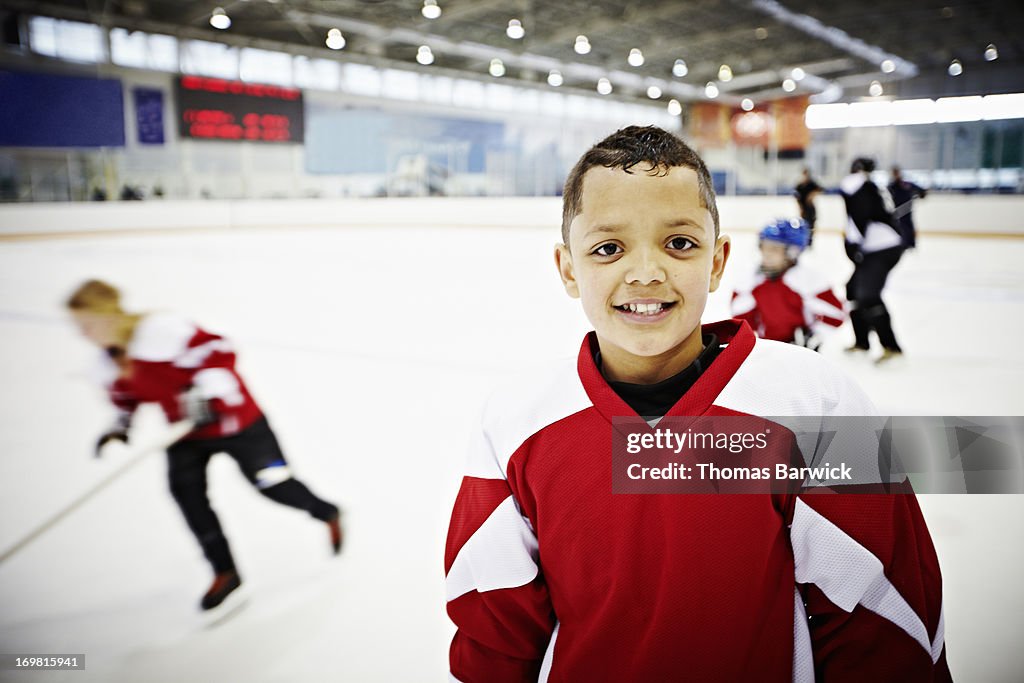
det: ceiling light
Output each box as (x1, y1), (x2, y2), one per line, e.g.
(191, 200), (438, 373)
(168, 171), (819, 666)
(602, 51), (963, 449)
(421, 0), (441, 19)
(741, 98), (754, 111)
(416, 45), (434, 65)
(869, 80), (883, 97)
(672, 59), (688, 77)
(646, 85), (662, 99)
(782, 78), (797, 92)
(547, 70), (563, 87)
(628, 48), (645, 67)
(754, 27), (768, 40)
(210, 7), (231, 30)
(597, 78), (612, 95)
(880, 59), (896, 73)
(489, 58), (505, 77)
(325, 28), (345, 50)
(984, 44), (998, 61)
(705, 82), (719, 98)
(574, 35), (591, 55)
(506, 19), (524, 40)
(790, 67), (805, 81)
(667, 99), (682, 116)
(718, 64), (733, 82)
(948, 59), (962, 76)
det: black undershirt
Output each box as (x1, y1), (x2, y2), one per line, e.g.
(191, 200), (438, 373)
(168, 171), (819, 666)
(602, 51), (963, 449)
(592, 334), (724, 419)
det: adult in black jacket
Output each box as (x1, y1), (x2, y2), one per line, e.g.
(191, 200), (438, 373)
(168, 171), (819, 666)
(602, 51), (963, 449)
(839, 158), (904, 363)
(888, 166), (927, 249)
(793, 168), (822, 245)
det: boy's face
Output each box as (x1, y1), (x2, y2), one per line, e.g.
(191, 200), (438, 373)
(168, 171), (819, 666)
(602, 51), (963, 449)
(759, 241), (790, 272)
(71, 310), (119, 347)
(555, 165), (730, 382)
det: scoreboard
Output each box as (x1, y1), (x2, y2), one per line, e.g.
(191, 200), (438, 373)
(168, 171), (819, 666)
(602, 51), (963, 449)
(174, 76), (304, 143)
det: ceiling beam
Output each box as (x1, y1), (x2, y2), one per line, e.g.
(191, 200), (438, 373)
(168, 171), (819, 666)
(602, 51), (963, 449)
(533, 3), (690, 51)
(748, 0), (918, 78)
(285, 9), (724, 102)
(414, 0), (514, 28)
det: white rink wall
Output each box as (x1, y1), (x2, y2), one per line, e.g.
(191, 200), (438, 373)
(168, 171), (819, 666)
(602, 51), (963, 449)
(1, 193), (1022, 237)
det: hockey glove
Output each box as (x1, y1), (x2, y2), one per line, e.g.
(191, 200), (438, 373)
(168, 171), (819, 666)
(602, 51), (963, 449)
(95, 429), (129, 458)
(792, 328), (822, 352)
(844, 241), (864, 264)
(179, 387), (217, 427)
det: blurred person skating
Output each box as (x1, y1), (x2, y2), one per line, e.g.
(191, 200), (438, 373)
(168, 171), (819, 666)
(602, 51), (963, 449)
(793, 168), (822, 245)
(731, 218), (845, 350)
(888, 166), (927, 250)
(67, 279), (343, 611)
(840, 158), (905, 364)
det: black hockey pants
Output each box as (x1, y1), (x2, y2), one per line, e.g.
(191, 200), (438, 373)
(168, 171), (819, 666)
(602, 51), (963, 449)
(166, 416), (338, 573)
(846, 246), (903, 352)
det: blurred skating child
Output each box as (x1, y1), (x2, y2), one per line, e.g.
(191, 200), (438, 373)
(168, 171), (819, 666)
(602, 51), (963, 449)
(444, 126), (950, 681)
(841, 157), (905, 363)
(731, 218), (845, 350)
(66, 279), (342, 611)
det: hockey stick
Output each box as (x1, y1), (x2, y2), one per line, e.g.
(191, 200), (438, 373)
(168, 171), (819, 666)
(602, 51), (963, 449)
(891, 201), (913, 220)
(0, 420), (195, 566)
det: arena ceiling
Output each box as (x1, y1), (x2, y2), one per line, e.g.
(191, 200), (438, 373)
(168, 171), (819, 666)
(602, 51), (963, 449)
(4, 0), (1022, 105)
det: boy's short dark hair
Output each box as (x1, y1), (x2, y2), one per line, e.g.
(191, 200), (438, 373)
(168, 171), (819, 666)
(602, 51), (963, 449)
(851, 157), (876, 173)
(561, 126), (720, 245)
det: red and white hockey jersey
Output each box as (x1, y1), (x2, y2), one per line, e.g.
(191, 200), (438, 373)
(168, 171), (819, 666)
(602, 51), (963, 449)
(445, 320), (949, 682)
(98, 312), (263, 440)
(731, 263), (845, 343)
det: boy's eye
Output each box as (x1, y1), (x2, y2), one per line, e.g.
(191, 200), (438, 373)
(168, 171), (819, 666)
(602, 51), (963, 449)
(592, 243), (623, 257)
(667, 237), (696, 251)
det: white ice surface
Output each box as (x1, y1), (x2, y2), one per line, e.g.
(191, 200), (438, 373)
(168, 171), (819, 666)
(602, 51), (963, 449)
(0, 222), (1022, 682)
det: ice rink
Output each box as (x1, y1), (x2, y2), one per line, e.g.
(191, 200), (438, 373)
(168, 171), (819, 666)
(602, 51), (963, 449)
(1, 217), (1023, 681)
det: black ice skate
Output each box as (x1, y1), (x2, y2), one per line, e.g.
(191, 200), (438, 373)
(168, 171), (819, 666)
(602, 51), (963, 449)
(327, 511), (343, 555)
(201, 569), (242, 611)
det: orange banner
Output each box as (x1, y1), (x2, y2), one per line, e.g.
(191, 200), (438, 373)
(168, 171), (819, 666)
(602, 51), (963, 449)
(770, 96), (810, 151)
(689, 102), (731, 148)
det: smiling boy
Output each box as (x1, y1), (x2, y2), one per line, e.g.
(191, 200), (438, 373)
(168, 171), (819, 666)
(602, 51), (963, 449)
(445, 127), (950, 682)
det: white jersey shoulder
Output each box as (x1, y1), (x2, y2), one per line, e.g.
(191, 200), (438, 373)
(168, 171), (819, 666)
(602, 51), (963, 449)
(128, 312), (197, 362)
(781, 262), (831, 297)
(715, 338), (877, 417)
(472, 357), (592, 477)
(839, 172), (866, 196)
(91, 349), (119, 387)
(732, 267), (765, 295)
(730, 269), (763, 316)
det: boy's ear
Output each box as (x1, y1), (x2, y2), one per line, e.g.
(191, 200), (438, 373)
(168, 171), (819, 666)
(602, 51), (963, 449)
(554, 243), (580, 298)
(708, 235), (731, 293)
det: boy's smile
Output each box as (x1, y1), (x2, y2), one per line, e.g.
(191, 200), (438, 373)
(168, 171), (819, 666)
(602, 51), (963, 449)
(556, 165), (730, 384)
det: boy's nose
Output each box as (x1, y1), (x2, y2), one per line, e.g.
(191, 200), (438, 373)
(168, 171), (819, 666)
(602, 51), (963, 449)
(625, 250), (666, 285)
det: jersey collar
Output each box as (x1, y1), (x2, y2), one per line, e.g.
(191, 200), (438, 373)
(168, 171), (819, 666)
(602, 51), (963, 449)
(577, 319), (756, 422)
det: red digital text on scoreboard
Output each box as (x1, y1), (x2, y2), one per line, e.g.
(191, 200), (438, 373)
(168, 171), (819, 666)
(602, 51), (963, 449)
(179, 76), (301, 101)
(182, 108), (292, 141)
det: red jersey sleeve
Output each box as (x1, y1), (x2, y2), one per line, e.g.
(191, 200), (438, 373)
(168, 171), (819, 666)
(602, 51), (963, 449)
(787, 493), (952, 682)
(445, 418), (555, 682)
(731, 279), (764, 335)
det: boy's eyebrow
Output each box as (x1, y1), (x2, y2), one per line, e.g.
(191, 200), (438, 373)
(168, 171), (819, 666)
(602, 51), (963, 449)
(583, 218), (709, 239)
(664, 218), (704, 230)
(583, 224), (623, 238)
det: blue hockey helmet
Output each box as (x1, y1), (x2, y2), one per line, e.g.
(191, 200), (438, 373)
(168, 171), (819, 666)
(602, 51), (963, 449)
(759, 218), (810, 250)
